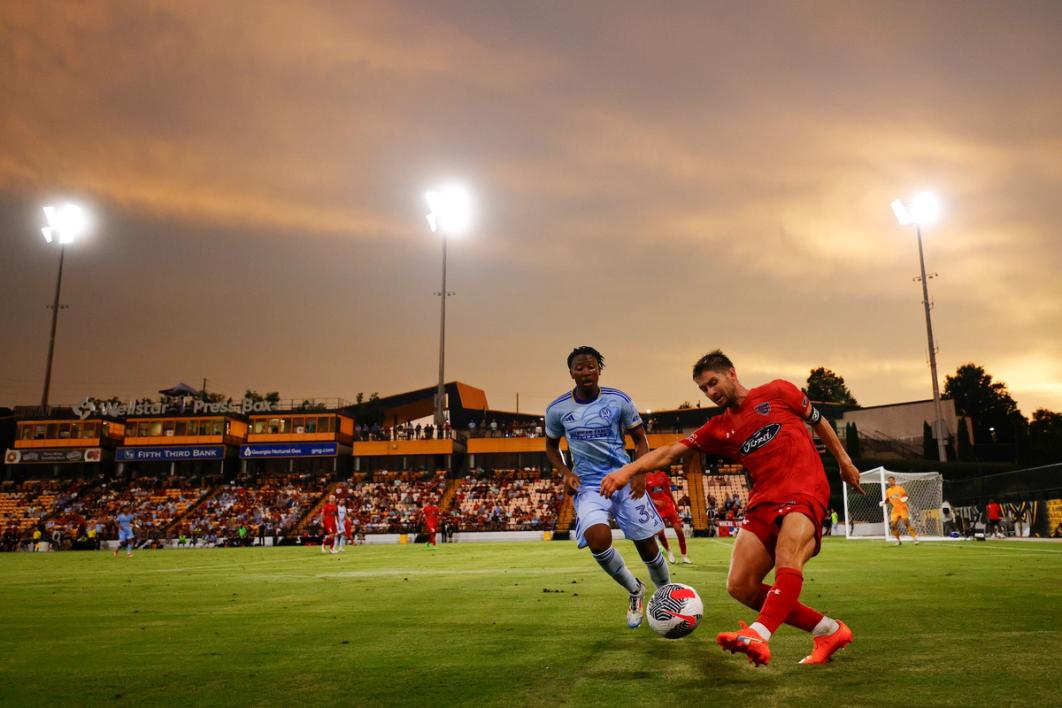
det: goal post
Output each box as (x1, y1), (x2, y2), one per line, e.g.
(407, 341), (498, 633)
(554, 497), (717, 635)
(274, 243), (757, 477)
(843, 466), (944, 541)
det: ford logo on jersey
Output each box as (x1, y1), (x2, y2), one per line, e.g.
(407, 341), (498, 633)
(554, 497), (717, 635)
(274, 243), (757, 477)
(741, 423), (781, 455)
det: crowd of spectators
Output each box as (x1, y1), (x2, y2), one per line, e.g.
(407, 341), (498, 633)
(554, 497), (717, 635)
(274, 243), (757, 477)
(177, 472), (329, 547)
(466, 420), (544, 438)
(705, 466), (749, 526)
(331, 470), (447, 534)
(354, 422), (453, 441)
(663, 465), (693, 528)
(450, 469), (563, 531)
(1, 476), (212, 551)
(52, 475), (209, 549)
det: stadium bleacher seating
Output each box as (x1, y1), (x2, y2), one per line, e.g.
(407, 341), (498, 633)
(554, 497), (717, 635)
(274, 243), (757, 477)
(179, 473), (329, 545)
(338, 470), (447, 534)
(704, 464), (750, 521)
(451, 469), (563, 531)
(53, 476), (209, 545)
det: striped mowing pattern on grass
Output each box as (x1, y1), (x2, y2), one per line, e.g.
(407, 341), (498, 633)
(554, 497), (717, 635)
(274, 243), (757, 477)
(1, 539), (1060, 707)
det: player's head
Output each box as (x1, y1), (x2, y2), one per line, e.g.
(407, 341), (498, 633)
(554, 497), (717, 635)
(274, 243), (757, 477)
(691, 350), (739, 408)
(329, 494), (336, 502)
(567, 346), (604, 388)
(887, 475), (897, 486)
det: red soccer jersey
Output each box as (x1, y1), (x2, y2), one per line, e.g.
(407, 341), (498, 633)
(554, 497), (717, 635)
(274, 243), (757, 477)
(986, 502), (1002, 521)
(422, 504), (440, 527)
(680, 379), (829, 510)
(645, 470), (677, 512)
(322, 503), (338, 523)
(344, 516), (353, 535)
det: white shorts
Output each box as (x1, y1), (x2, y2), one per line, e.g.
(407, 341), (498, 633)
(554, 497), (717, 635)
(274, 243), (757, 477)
(574, 485), (665, 549)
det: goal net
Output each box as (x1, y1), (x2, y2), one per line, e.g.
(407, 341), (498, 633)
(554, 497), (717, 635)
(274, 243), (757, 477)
(843, 467), (944, 540)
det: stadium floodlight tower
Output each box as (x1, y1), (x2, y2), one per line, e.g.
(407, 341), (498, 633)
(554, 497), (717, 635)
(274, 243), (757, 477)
(425, 184), (473, 431)
(39, 203), (90, 412)
(891, 192), (947, 463)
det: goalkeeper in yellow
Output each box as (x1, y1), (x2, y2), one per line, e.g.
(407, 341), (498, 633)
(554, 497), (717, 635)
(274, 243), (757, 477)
(880, 475), (919, 545)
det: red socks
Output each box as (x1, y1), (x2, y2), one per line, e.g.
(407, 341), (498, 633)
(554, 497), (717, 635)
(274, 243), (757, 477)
(756, 567), (821, 634)
(657, 530), (671, 550)
(675, 527), (687, 555)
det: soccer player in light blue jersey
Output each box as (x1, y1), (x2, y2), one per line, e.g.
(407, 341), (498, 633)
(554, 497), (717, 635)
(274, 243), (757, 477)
(335, 501), (348, 552)
(545, 346), (670, 629)
(113, 506), (136, 558)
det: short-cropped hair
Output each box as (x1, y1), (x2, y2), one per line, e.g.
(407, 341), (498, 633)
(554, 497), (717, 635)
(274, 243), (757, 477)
(692, 350), (734, 379)
(567, 346), (605, 369)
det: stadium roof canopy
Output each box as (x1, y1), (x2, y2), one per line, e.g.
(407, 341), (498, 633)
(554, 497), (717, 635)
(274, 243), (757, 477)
(348, 381), (542, 428)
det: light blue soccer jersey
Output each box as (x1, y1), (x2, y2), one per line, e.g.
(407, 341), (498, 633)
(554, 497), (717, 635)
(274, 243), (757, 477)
(545, 387), (643, 489)
(117, 513), (133, 533)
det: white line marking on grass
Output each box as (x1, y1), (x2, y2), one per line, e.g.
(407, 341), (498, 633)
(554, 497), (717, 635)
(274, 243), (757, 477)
(317, 566), (593, 579)
(152, 555), (330, 573)
(918, 544), (1062, 557)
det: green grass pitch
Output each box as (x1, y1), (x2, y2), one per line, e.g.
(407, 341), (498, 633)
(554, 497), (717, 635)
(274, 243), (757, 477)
(1, 538), (1059, 706)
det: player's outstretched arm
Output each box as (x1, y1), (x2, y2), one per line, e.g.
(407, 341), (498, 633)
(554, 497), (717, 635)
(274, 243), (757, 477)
(812, 416), (864, 494)
(545, 436), (581, 495)
(627, 425), (651, 499)
(600, 442), (691, 498)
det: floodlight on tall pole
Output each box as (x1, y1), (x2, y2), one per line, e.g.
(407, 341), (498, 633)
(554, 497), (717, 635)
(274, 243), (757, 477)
(39, 203), (89, 411)
(425, 185), (473, 430)
(891, 192), (948, 462)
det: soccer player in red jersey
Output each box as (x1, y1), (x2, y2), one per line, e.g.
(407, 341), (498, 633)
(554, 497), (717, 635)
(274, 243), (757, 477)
(645, 469), (691, 564)
(343, 513), (354, 548)
(320, 494), (339, 554)
(422, 500), (440, 548)
(601, 350), (865, 666)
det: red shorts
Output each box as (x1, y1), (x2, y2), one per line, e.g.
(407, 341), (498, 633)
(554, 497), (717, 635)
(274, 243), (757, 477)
(425, 525), (438, 534)
(323, 520), (337, 535)
(739, 495), (827, 558)
(656, 506), (682, 527)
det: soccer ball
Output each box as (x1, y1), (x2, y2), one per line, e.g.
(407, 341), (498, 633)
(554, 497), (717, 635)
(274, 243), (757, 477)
(646, 583), (703, 639)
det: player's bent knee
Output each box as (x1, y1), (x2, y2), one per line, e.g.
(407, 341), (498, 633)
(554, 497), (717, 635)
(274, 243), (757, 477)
(726, 576), (759, 606)
(583, 525), (613, 554)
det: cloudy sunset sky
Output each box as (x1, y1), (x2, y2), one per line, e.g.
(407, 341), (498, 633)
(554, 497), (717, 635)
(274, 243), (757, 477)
(2, 0), (1060, 416)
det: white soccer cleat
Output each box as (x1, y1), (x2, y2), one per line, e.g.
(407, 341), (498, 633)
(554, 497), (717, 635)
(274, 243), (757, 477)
(666, 550), (676, 564)
(627, 580), (646, 629)
(681, 555), (692, 564)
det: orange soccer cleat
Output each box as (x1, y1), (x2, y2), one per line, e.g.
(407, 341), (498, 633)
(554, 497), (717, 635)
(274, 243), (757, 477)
(716, 621), (771, 667)
(799, 621), (853, 665)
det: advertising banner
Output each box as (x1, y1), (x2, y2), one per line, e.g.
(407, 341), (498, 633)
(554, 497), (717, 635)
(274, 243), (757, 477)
(239, 442), (338, 459)
(115, 446), (225, 462)
(5, 448), (103, 464)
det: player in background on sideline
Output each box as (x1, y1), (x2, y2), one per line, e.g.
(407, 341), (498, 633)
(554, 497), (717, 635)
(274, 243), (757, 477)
(881, 475), (918, 545)
(645, 469), (691, 564)
(320, 495), (338, 554)
(985, 499), (1004, 538)
(334, 500), (348, 552)
(601, 350), (864, 665)
(422, 499), (440, 548)
(113, 506), (136, 558)
(343, 512), (355, 548)
(545, 346), (670, 630)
